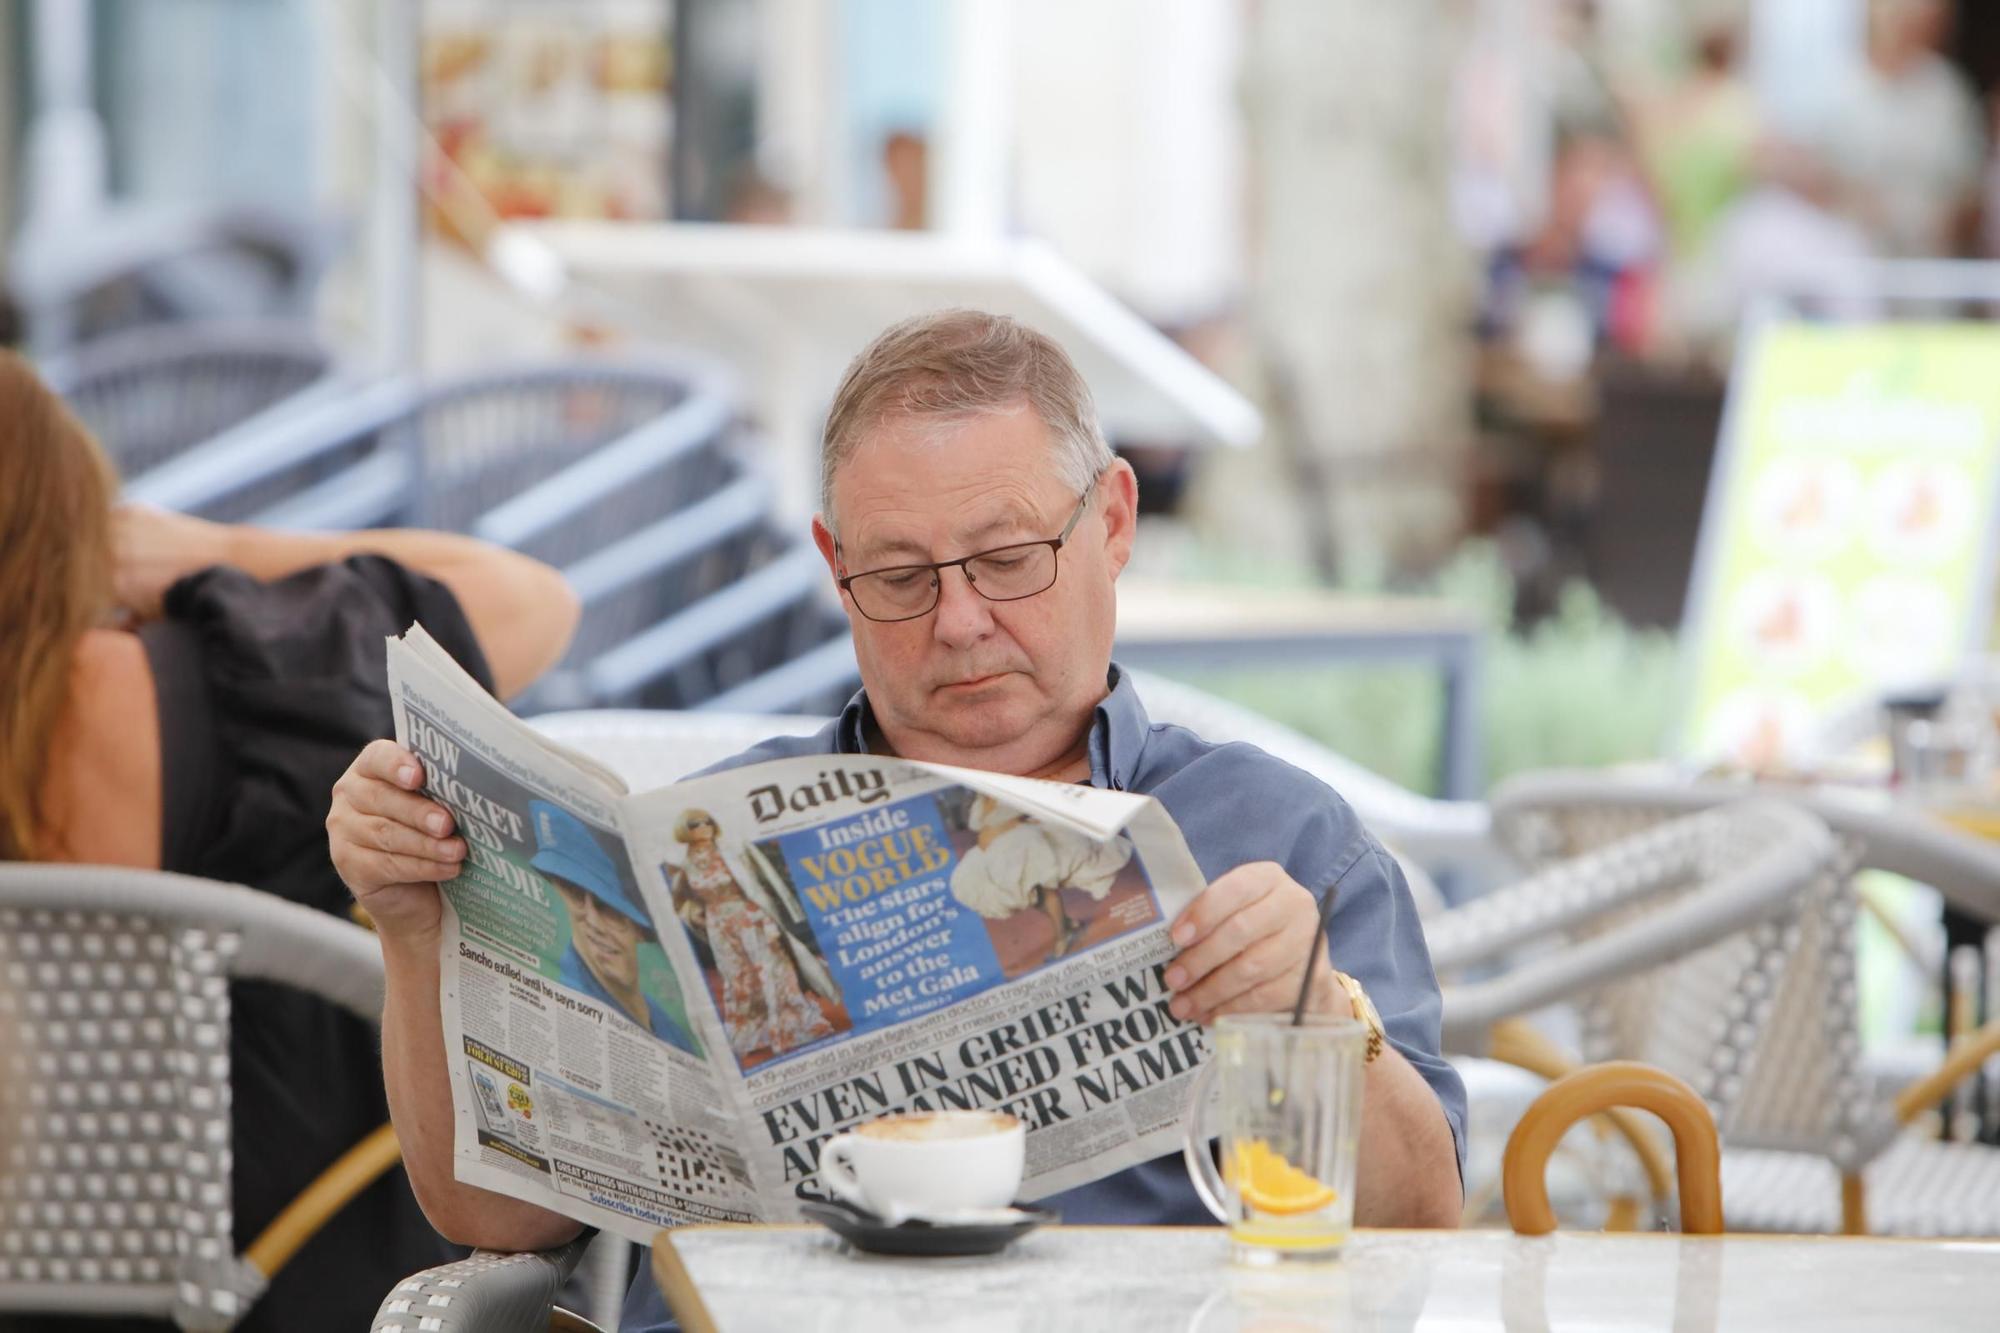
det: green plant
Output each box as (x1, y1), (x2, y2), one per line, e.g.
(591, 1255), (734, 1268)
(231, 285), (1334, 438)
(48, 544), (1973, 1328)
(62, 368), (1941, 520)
(1155, 541), (1679, 795)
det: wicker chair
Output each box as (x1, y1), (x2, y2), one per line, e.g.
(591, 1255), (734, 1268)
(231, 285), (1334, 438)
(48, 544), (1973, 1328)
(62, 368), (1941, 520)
(40, 320), (336, 481)
(526, 491), (850, 717)
(0, 865), (402, 1331)
(1429, 798), (1839, 1230)
(122, 358), (730, 533)
(371, 1236), (604, 1333)
(1503, 1063), (1725, 1237)
(1491, 770), (2000, 1236)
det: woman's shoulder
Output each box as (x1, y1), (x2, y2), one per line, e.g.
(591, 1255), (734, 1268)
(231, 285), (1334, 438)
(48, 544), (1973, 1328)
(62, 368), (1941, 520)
(42, 631), (161, 866)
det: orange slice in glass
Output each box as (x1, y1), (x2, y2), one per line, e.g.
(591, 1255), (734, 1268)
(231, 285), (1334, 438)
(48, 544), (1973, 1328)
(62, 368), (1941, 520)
(1228, 1138), (1337, 1216)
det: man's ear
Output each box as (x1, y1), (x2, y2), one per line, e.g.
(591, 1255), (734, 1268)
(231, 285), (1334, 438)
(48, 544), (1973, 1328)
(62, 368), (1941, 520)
(1100, 459), (1139, 580)
(811, 515), (840, 578)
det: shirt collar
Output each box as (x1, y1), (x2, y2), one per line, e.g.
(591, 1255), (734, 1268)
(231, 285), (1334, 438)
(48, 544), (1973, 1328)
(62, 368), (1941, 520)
(831, 661), (1150, 791)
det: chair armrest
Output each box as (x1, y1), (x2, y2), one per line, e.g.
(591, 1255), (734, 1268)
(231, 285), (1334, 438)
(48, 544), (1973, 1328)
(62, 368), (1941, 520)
(1503, 1062), (1723, 1237)
(1493, 768), (2000, 924)
(1437, 801), (1833, 1050)
(1486, 1019), (1673, 1206)
(372, 1234), (597, 1333)
(473, 392), (733, 548)
(1892, 1016), (2000, 1125)
(698, 634), (860, 715)
(122, 376), (415, 513)
(584, 546), (826, 701)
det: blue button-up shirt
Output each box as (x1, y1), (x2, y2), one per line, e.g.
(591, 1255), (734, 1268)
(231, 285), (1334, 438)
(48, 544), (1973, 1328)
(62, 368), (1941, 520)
(620, 665), (1465, 1332)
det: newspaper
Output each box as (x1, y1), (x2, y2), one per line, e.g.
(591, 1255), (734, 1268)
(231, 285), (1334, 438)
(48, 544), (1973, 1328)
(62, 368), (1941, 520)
(387, 625), (1214, 1242)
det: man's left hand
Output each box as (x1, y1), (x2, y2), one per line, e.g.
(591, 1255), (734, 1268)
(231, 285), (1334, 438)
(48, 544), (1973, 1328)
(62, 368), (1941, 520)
(1165, 862), (1340, 1024)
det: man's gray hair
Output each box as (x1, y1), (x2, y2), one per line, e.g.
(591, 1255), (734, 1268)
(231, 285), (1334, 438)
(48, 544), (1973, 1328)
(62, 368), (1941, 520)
(818, 309), (1113, 532)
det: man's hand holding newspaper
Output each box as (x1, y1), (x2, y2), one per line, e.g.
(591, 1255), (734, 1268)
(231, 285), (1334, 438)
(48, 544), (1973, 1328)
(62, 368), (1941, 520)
(328, 738), (468, 938)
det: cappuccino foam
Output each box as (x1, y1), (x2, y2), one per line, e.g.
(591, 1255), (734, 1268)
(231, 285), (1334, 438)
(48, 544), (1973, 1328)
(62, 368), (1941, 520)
(855, 1111), (1018, 1143)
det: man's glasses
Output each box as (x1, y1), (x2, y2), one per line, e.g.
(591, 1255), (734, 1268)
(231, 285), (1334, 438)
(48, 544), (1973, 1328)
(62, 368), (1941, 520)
(837, 479), (1099, 624)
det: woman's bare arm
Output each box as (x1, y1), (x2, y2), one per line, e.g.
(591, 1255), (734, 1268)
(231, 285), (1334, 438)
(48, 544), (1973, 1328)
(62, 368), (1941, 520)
(114, 506), (579, 699)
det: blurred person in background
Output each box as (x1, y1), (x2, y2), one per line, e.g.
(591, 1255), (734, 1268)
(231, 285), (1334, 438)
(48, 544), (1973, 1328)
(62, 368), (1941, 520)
(0, 351), (579, 1332)
(1816, 0), (1984, 259)
(1630, 6), (1759, 266)
(1978, 87), (2000, 260)
(1623, 2), (1762, 358)
(1477, 125), (1657, 405)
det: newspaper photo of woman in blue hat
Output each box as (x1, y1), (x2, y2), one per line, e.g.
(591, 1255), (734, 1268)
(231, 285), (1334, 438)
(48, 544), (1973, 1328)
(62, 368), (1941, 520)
(530, 800), (695, 1052)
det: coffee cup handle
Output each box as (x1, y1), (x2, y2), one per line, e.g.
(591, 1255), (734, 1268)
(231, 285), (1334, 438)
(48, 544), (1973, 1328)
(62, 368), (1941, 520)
(819, 1133), (872, 1212)
(1181, 1061), (1229, 1224)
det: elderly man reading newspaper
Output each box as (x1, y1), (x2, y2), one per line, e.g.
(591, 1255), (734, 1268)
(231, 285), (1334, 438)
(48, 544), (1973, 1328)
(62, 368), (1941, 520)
(328, 311), (1465, 1332)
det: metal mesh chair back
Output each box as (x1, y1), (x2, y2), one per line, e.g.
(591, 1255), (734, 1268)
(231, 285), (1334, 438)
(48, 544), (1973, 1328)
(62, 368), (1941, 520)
(0, 906), (243, 1328)
(42, 322), (332, 480)
(0, 866), (385, 1330)
(411, 367), (690, 534)
(571, 521), (795, 667)
(629, 588), (849, 714)
(1491, 784), (1870, 1166)
(508, 438), (736, 573)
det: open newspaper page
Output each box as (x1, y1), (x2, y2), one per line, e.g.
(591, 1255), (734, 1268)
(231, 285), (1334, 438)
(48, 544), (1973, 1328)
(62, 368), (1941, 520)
(387, 629), (760, 1239)
(621, 755), (1213, 1220)
(388, 627), (1217, 1242)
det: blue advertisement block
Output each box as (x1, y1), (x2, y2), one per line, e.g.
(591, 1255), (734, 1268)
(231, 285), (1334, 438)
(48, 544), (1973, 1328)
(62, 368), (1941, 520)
(777, 794), (1003, 1031)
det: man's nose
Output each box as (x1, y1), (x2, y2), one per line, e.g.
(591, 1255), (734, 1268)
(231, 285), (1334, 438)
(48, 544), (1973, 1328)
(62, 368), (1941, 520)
(931, 564), (995, 648)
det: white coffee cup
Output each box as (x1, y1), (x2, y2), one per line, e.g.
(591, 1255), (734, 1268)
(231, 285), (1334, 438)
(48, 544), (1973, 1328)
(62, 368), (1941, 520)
(818, 1110), (1025, 1220)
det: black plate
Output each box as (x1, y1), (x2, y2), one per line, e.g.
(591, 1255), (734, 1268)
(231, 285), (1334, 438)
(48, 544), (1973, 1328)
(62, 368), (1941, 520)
(800, 1197), (1056, 1257)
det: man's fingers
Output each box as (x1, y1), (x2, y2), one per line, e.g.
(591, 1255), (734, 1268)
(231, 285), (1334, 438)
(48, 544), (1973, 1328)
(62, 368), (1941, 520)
(1165, 888), (1290, 994)
(1203, 974), (1306, 1023)
(335, 767), (456, 839)
(365, 851), (465, 886)
(1172, 929), (1302, 1021)
(1169, 863), (1280, 949)
(336, 808), (466, 865)
(329, 740), (464, 902)
(338, 775), (460, 843)
(329, 825), (463, 888)
(357, 738), (427, 790)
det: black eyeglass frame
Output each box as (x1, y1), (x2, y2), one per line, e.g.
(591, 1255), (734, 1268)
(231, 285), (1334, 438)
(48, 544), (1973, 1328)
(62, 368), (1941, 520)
(834, 478), (1101, 624)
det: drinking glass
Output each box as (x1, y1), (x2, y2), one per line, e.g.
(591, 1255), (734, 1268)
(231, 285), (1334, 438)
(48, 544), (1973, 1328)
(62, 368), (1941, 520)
(1183, 1013), (1365, 1263)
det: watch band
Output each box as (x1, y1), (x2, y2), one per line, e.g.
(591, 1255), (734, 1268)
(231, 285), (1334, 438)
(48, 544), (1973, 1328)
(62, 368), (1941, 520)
(1332, 969), (1385, 1063)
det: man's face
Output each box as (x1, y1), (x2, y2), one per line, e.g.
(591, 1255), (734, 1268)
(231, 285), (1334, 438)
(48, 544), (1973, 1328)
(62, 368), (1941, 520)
(812, 405), (1137, 776)
(555, 878), (645, 989)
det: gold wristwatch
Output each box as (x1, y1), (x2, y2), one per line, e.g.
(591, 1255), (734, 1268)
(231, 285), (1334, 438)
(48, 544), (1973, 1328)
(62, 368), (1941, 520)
(1330, 970), (1385, 1063)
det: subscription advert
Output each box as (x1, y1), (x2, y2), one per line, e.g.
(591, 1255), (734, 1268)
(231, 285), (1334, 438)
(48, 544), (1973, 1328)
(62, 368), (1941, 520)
(388, 628), (1215, 1243)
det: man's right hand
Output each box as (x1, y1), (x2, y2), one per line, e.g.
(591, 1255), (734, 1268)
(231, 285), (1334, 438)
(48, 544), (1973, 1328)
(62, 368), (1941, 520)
(328, 739), (467, 939)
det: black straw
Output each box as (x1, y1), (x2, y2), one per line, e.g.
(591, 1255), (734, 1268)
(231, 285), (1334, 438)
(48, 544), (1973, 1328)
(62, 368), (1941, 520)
(1289, 859), (1361, 1026)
